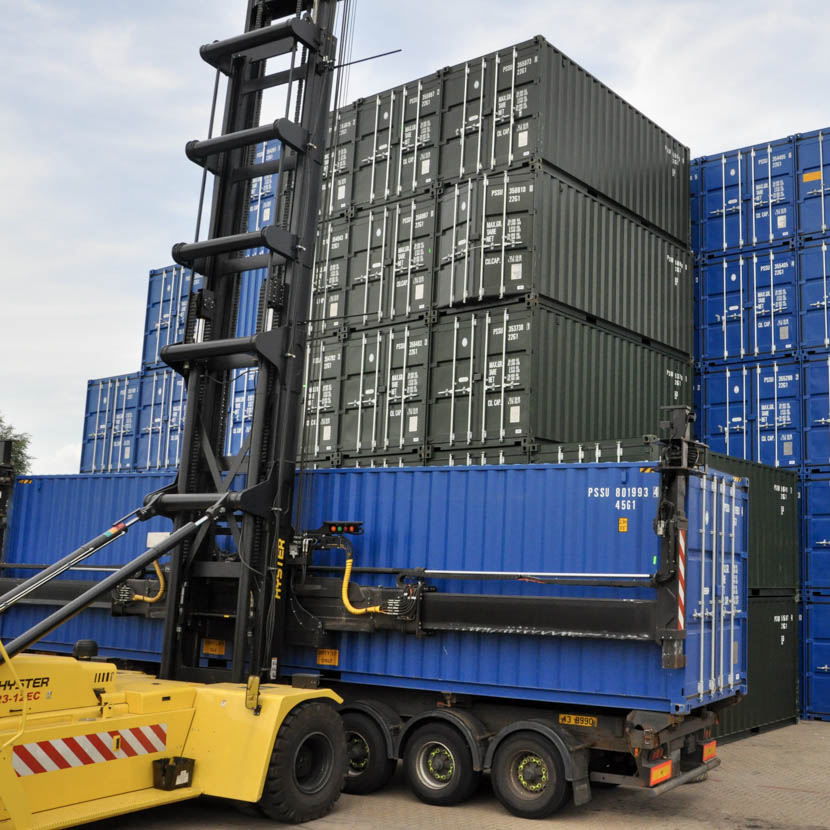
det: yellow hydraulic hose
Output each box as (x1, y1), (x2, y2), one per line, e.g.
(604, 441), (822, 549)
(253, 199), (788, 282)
(341, 555), (382, 615)
(0, 638), (29, 750)
(132, 560), (165, 604)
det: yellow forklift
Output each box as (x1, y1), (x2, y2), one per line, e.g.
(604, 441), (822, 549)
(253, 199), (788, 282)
(0, 1), (352, 825)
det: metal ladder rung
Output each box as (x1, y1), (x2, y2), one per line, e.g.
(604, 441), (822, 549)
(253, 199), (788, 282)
(172, 226), (297, 266)
(200, 17), (322, 74)
(186, 118), (308, 172)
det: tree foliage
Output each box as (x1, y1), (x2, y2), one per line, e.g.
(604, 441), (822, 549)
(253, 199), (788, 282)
(0, 412), (33, 477)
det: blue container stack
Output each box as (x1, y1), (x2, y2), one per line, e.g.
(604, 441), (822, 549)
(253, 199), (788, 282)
(79, 141), (279, 473)
(692, 127), (830, 719)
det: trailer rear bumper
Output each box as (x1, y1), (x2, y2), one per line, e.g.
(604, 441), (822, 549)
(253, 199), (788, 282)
(589, 757), (721, 795)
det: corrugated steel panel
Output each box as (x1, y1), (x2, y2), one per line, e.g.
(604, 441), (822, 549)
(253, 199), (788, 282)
(690, 159), (701, 255)
(696, 359), (802, 467)
(324, 37), (689, 242)
(0, 473), (175, 660)
(429, 303), (691, 449)
(698, 246), (797, 362)
(795, 129), (830, 238)
(798, 237), (830, 352)
(715, 596), (798, 740)
(802, 354), (830, 468)
(249, 139), (281, 202)
(80, 373), (141, 474)
(698, 138), (795, 256)
(802, 475), (830, 589)
(434, 166), (692, 354)
(289, 463), (747, 713)
(142, 266), (200, 370)
(802, 595), (830, 717)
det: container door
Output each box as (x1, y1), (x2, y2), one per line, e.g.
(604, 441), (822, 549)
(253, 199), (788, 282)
(342, 331), (384, 454)
(748, 141), (795, 246)
(430, 315), (478, 447)
(749, 248), (797, 356)
(700, 151), (750, 254)
(479, 308), (531, 443)
(390, 198), (435, 319)
(799, 241), (830, 351)
(700, 365), (752, 459)
(796, 130), (830, 237)
(699, 254), (748, 361)
(803, 356), (830, 468)
(302, 340), (342, 458)
(435, 178), (479, 308)
(440, 57), (490, 180)
(345, 207), (390, 326)
(226, 368), (257, 458)
(312, 219), (348, 335)
(755, 361), (801, 468)
(353, 90), (400, 205)
(321, 109), (356, 215)
(803, 478), (830, 589)
(688, 473), (747, 705)
(394, 78), (441, 200)
(384, 325), (429, 451)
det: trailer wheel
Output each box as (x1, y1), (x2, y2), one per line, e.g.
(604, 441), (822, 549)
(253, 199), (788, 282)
(258, 700), (346, 823)
(342, 711), (396, 795)
(403, 722), (479, 806)
(491, 731), (570, 819)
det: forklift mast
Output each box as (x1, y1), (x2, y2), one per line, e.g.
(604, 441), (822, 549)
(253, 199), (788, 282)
(153, 0), (338, 684)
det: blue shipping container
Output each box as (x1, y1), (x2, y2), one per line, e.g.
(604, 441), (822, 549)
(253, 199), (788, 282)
(697, 246), (797, 361)
(799, 237), (830, 351)
(80, 373), (141, 474)
(135, 368), (187, 471)
(288, 463), (749, 714)
(802, 596), (830, 718)
(141, 265), (201, 370)
(1, 473), (175, 661)
(696, 359), (802, 467)
(802, 475), (830, 589)
(699, 138), (795, 256)
(802, 354), (830, 469)
(795, 129), (830, 238)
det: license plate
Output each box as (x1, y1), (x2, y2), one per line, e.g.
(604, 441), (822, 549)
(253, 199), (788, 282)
(202, 638), (226, 656)
(558, 714), (597, 728)
(317, 648), (340, 666)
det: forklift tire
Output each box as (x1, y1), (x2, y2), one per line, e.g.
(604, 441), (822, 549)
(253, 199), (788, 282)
(258, 700), (346, 823)
(403, 722), (480, 806)
(490, 731), (570, 819)
(342, 711), (397, 794)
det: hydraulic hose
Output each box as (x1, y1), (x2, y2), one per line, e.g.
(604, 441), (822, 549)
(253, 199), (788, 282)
(340, 538), (384, 616)
(132, 560), (165, 604)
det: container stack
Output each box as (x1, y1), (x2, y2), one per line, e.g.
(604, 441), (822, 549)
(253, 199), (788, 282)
(691, 127), (830, 721)
(304, 36), (694, 467)
(79, 142), (280, 473)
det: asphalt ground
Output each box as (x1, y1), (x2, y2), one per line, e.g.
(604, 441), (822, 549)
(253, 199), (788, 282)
(81, 720), (830, 830)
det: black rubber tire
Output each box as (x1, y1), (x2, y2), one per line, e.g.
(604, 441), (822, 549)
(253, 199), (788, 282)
(403, 722), (480, 806)
(342, 711), (397, 795)
(258, 700), (346, 824)
(490, 731), (570, 820)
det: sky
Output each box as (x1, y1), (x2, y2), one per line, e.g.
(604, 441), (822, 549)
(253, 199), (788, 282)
(1, 0), (828, 474)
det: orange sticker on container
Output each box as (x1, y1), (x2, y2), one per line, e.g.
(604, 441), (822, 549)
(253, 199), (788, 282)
(702, 740), (717, 762)
(618, 517), (629, 533)
(202, 638), (226, 656)
(317, 648), (340, 666)
(803, 170), (823, 183)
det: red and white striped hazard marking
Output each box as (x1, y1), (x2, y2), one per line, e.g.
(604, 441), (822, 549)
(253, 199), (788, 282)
(677, 529), (686, 630)
(12, 723), (167, 777)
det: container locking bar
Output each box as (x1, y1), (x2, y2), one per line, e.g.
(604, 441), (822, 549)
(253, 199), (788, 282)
(186, 118), (309, 173)
(171, 226), (297, 267)
(200, 17), (323, 74)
